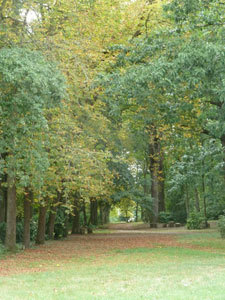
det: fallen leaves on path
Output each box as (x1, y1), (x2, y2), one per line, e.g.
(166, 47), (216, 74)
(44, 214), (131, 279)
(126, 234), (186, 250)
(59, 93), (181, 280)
(0, 227), (220, 276)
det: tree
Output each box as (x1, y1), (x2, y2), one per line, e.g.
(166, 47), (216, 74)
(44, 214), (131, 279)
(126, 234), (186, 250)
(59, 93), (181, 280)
(0, 47), (66, 250)
(98, 0), (225, 224)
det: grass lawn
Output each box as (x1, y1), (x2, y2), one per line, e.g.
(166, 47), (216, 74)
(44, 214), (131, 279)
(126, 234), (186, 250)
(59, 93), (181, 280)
(0, 228), (224, 300)
(178, 231), (225, 251)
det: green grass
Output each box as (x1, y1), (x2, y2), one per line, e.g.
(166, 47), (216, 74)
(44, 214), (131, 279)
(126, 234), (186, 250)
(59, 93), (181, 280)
(1, 246), (225, 299)
(0, 230), (225, 300)
(178, 231), (225, 250)
(93, 229), (113, 234)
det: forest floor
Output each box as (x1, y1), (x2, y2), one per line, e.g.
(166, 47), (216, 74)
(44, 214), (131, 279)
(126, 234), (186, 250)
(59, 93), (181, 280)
(0, 224), (224, 299)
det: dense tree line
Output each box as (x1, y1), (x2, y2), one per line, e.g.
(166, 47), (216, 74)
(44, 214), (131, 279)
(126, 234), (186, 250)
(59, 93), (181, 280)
(0, 0), (225, 250)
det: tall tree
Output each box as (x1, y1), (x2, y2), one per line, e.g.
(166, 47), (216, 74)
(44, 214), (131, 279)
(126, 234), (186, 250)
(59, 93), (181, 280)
(0, 47), (66, 250)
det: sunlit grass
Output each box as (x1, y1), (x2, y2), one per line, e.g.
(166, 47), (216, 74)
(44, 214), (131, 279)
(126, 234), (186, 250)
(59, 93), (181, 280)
(178, 231), (225, 250)
(0, 228), (224, 299)
(93, 229), (113, 234)
(1, 234), (225, 300)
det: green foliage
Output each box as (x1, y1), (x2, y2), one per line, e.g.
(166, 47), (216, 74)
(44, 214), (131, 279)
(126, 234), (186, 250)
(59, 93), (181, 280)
(218, 215), (225, 239)
(1, 0), (225, 247)
(54, 209), (68, 240)
(30, 217), (38, 242)
(158, 212), (172, 224)
(16, 222), (24, 243)
(0, 243), (6, 258)
(186, 212), (205, 230)
(0, 222), (29, 243)
(0, 222), (6, 244)
(0, 47), (66, 190)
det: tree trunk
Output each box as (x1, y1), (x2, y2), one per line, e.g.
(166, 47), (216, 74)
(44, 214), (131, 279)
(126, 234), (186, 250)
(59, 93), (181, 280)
(64, 212), (69, 237)
(5, 174), (16, 251)
(202, 171), (207, 227)
(0, 175), (8, 223)
(4, 186), (7, 222)
(194, 188), (201, 212)
(158, 155), (165, 212)
(48, 206), (57, 239)
(99, 202), (104, 225)
(185, 184), (190, 218)
(142, 165), (151, 223)
(90, 198), (98, 226)
(0, 190), (6, 223)
(135, 202), (138, 222)
(36, 205), (47, 245)
(149, 153), (159, 223)
(72, 205), (80, 234)
(103, 204), (110, 224)
(148, 128), (160, 223)
(23, 190), (32, 249)
(151, 170), (159, 223)
(82, 199), (87, 226)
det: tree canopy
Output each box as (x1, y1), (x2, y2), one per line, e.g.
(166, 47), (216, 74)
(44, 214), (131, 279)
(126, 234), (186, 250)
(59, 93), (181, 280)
(0, 0), (225, 249)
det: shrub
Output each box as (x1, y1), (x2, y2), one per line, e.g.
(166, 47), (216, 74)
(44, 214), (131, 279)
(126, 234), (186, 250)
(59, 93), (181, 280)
(0, 221), (25, 243)
(54, 208), (68, 239)
(186, 212), (205, 229)
(218, 215), (225, 238)
(30, 218), (38, 241)
(158, 212), (173, 224)
(0, 222), (6, 243)
(16, 222), (23, 243)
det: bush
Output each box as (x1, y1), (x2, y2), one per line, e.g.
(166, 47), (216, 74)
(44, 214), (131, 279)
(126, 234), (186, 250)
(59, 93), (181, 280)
(30, 218), (38, 241)
(186, 212), (205, 230)
(54, 208), (68, 239)
(158, 212), (173, 224)
(0, 219), (38, 244)
(218, 215), (225, 238)
(0, 221), (24, 243)
(0, 222), (6, 243)
(16, 222), (23, 243)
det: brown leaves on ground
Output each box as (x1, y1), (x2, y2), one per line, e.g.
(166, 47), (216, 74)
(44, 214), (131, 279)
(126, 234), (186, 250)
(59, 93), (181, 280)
(0, 226), (217, 276)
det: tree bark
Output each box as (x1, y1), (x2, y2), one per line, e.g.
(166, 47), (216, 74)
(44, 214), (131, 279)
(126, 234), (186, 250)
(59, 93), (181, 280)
(149, 133), (160, 223)
(72, 205), (80, 234)
(82, 199), (87, 226)
(103, 204), (110, 224)
(147, 125), (165, 223)
(48, 206), (57, 239)
(36, 205), (47, 245)
(63, 212), (69, 237)
(185, 184), (190, 218)
(0, 174), (8, 223)
(151, 170), (159, 223)
(202, 170), (207, 227)
(23, 190), (32, 249)
(194, 188), (201, 212)
(4, 186), (7, 222)
(90, 198), (98, 226)
(158, 155), (165, 212)
(221, 135), (225, 182)
(0, 190), (6, 223)
(99, 201), (103, 225)
(135, 202), (138, 222)
(5, 174), (16, 251)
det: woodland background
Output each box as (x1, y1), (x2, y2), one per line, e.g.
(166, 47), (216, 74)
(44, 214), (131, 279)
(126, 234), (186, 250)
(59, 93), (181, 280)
(0, 0), (225, 251)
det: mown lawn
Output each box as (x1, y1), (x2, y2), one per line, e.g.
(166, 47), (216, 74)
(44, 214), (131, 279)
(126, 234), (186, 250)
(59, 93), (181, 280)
(0, 229), (224, 300)
(178, 231), (225, 251)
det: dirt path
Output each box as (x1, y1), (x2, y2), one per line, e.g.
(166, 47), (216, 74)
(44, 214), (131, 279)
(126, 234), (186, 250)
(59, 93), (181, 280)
(0, 225), (217, 276)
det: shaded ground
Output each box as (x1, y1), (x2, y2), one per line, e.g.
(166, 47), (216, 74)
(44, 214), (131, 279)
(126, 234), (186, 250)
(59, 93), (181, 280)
(0, 224), (221, 276)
